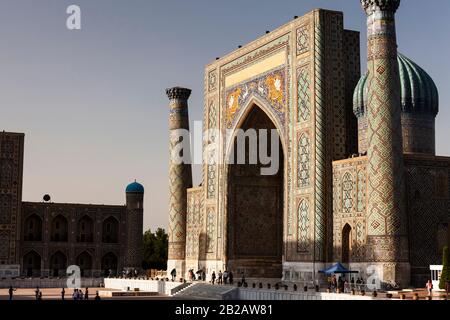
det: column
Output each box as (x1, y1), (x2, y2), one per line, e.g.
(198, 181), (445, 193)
(361, 0), (410, 287)
(166, 87), (193, 279)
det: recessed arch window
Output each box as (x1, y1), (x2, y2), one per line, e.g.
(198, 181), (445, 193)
(102, 217), (119, 243)
(51, 215), (68, 242)
(24, 215), (42, 241)
(77, 215), (94, 243)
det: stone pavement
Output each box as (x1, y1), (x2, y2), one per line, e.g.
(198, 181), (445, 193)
(0, 285), (447, 300)
(0, 287), (170, 300)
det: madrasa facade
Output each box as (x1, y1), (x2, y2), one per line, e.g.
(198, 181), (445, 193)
(0, 132), (144, 278)
(165, 0), (450, 288)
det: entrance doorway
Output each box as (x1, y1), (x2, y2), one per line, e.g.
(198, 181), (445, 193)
(342, 224), (352, 263)
(226, 105), (284, 278)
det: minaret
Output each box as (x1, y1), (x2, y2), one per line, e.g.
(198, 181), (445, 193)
(361, 0), (410, 287)
(166, 87), (193, 279)
(124, 181), (144, 273)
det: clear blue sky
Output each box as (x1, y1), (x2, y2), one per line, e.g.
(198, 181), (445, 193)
(1, 0), (449, 231)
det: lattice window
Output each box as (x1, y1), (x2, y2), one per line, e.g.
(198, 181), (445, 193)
(297, 199), (309, 253)
(297, 133), (310, 188)
(206, 210), (215, 253)
(357, 170), (366, 212)
(342, 172), (353, 213)
(297, 65), (311, 122)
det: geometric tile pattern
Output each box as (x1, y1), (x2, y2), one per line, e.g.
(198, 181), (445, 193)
(0, 133), (23, 265)
(297, 199), (310, 253)
(329, 13), (347, 161)
(357, 169), (366, 212)
(313, 10), (326, 262)
(404, 162), (450, 271)
(342, 172), (353, 213)
(296, 24), (310, 55)
(332, 157), (368, 263)
(297, 64), (311, 123)
(166, 88), (193, 261)
(297, 133), (310, 188)
(366, 19), (406, 240)
(207, 101), (217, 199)
(206, 209), (215, 253)
(0, 161), (12, 188)
(0, 230), (9, 259)
(168, 136), (190, 259)
(186, 190), (204, 259)
(354, 221), (366, 260)
(208, 69), (217, 92)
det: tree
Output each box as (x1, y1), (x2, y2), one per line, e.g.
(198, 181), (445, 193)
(439, 246), (449, 290)
(142, 228), (168, 270)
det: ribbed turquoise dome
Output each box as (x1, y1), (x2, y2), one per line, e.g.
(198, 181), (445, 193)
(353, 53), (439, 117)
(126, 181), (144, 193)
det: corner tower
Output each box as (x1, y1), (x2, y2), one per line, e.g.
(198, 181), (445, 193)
(166, 87), (193, 278)
(125, 181), (144, 272)
(361, 0), (410, 286)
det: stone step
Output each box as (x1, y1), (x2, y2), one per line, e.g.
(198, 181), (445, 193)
(173, 283), (236, 300)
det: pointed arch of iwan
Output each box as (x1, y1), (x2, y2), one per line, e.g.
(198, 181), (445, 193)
(224, 97), (286, 279)
(225, 94), (287, 158)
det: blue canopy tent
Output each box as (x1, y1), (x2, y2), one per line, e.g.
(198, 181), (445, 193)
(319, 263), (359, 275)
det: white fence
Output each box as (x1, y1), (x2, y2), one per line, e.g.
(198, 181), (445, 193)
(237, 288), (376, 300)
(103, 278), (182, 295)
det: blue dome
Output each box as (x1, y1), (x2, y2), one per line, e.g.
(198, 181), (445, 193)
(126, 181), (144, 193)
(353, 52), (439, 117)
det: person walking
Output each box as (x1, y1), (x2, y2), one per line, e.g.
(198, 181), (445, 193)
(8, 286), (16, 301)
(331, 275), (337, 292)
(79, 289), (84, 300)
(218, 271), (223, 285)
(211, 271), (216, 285)
(85, 287), (89, 300)
(35, 287), (40, 300)
(223, 270), (228, 285)
(229, 271), (234, 285)
(61, 288), (65, 300)
(425, 280), (433, 296)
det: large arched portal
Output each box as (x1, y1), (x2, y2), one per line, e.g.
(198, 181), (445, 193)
(226, 105), (284, 278)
